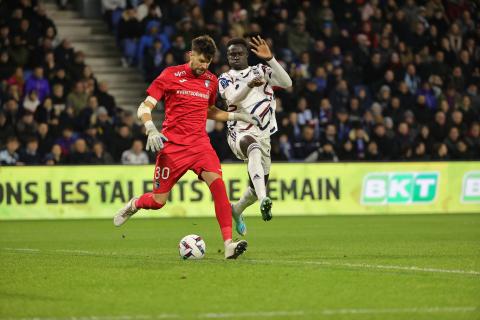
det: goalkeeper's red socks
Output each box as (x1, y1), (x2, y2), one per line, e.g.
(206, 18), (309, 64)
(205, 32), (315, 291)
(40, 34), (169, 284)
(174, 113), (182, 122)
(209, 178), (233, 241)
(135, 193), (164, 210)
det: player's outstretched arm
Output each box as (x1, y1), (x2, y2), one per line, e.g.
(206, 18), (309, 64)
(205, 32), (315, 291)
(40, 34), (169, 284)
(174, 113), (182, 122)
(207, 105), (261, 126)
(249, 35), (292, 88)
(137, 97), (168, 152)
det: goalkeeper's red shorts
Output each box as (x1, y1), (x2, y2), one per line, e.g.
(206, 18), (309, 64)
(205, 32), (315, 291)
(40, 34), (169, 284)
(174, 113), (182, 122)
(151, 141), (222, 194)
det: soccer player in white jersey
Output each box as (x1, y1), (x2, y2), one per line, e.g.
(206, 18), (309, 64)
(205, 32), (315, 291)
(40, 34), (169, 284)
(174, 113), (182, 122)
(218, 36), (292, 235)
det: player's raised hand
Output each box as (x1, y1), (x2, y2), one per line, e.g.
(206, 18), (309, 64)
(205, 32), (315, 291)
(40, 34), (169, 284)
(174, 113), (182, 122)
(248, 76), (265, 88)
(145, 124), (168, 152)
(249, 36), (273, 61)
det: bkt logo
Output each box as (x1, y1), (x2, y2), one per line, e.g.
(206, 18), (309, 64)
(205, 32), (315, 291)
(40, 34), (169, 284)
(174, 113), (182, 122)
(462, 171), (480, 203)
(361, 172), (439, 205)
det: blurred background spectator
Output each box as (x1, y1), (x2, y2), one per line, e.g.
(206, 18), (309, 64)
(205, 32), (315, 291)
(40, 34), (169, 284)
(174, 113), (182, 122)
(1, 0), (479, 166)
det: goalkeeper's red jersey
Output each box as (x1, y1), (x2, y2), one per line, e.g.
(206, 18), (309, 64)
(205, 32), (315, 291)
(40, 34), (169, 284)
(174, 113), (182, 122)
(146, 63), (218, 146)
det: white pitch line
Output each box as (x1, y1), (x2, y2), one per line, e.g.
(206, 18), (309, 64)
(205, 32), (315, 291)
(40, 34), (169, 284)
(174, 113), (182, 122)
(3, 248), (40, 252)
(54, 249), (96, 254)
(245, 259), (480, 276)
(3, 248), (479, 276)
(3, 315), (179, 320)
(319, 306), (478, 315)
(198, 311), (305, 318)
(1, 307), (477, 320)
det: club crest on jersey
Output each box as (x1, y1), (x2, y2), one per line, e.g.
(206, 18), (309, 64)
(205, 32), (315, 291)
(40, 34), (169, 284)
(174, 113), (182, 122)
(219, 78), (229, 89)
(204, 80), (210, 88)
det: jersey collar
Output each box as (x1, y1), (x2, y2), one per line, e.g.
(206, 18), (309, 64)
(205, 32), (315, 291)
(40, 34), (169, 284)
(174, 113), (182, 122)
(231, 66), (250, 77)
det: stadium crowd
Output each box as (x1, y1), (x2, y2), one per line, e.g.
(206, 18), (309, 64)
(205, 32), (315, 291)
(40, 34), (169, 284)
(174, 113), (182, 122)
(0, 0), (153, 165)
(1, 0), (479, 165)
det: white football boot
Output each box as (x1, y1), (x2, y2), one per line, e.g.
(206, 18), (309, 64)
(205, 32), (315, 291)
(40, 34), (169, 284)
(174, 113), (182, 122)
(113, 197), (139, 227)
(224, 239), (248, 259)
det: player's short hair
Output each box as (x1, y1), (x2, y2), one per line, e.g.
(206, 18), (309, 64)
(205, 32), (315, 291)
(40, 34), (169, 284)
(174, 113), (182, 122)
(226, 37), (248, 50)
(191, 35), (217, 60)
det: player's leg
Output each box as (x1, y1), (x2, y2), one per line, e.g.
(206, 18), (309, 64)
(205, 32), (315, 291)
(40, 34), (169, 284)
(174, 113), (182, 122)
(259, 138), (273, 220)
(192, 143), (247, 259)
(201, 170), (247, 259)
(227, 132), (251, 235)
(239, 135), (272, 221)
(114, 150), (180, 226)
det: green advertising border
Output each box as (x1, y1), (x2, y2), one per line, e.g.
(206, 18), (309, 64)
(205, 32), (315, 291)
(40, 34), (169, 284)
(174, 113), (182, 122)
(1, 162), (479, 219)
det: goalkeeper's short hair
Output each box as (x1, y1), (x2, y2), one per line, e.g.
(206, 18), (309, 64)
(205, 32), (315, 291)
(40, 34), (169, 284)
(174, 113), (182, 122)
(192, 35), (217, 60)
(226, 37), (248, 49)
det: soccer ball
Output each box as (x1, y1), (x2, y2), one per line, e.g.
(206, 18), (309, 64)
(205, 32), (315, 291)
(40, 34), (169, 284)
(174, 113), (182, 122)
(179, 234), (206, 260)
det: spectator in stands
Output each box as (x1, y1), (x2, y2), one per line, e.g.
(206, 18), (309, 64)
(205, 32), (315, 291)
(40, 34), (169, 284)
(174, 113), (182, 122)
(1, 0), (479, 165)
(2, 98), (20, 126)
(350, 126), (370, 160)
(144, 39), (165, 81)
(35, 97), (57, 126)
(118, 7), (141, 66)
(55, 126), (77, 156)
(77, 95), (99, 131)
(70, 51), (86, 81)
(36, 122), (54, 158)
(19, 136), (41, 165)
(44, 143), (64, 165)
(51, 67), (71, 92)
(24, 66), (50, 103)
(90, 141), (114, 164)
(0, 136), (21, 165)
(111, 124), (132, 161)
(0, 111), (14, 147)
(23, 91), (41, 113)
(101, 0), (127, 31)
(95, 82), (116, 117)
(67, 138), (91, 164)
(67, 81), (88, 115)
(9, 36), (29, 67)
(293, 125), (320, 160)
(54, 39), (74, 69)
(16, 111), (38, 144)
(121, 138), (148, 164)
(7, 67), (26, 97)
(137, 0), (161, 22)
(287, 19), (312, 58)
(50, 83), (66, 113)
(433, 143), (449, 160)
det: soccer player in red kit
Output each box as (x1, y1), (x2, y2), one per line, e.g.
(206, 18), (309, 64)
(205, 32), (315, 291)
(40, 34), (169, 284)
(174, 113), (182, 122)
(113, 35), (260, 259)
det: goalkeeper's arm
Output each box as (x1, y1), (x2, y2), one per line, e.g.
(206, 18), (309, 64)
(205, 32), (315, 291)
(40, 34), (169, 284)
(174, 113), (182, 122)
(137, 96), (168, 152)
(207, 105), (261, 126)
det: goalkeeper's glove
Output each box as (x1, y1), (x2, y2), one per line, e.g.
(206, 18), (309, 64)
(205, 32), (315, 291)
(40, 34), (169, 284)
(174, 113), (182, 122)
(228, 113), (262, 127)
(144, 120), (168, 152)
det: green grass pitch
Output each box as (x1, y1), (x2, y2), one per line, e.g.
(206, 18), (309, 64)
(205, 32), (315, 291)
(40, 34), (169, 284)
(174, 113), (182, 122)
(1, 214), (479, 320)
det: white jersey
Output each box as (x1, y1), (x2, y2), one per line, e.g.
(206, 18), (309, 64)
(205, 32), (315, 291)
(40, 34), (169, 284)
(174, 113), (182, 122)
(219, 64), (278, 139)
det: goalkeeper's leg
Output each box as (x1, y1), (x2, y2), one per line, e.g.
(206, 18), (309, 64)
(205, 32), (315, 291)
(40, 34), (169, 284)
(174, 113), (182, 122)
(113, 193), (166, 227)
(201, 170), (247, 259)
(114, 150), (176, 227)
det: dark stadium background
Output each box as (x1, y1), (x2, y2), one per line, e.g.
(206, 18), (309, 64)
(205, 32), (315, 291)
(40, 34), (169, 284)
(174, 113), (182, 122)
(1, 0), (478, 165)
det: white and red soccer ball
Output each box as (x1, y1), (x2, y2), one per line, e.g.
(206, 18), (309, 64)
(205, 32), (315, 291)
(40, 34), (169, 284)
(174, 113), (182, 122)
(179, 234), (206, 259)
